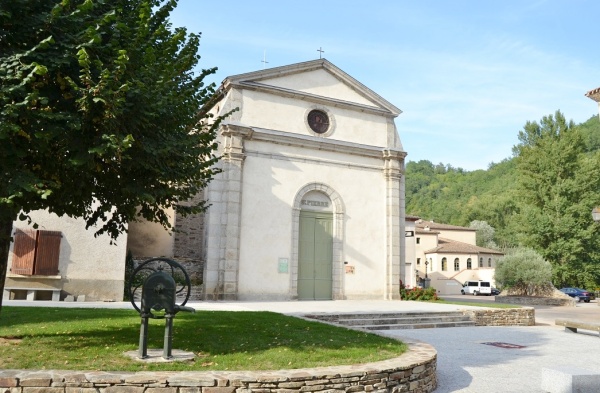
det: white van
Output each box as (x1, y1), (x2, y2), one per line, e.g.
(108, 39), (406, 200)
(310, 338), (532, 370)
(461, 280), (492, 296)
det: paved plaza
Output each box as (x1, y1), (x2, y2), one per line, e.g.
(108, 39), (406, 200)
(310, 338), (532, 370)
(5, 298), (600, 392)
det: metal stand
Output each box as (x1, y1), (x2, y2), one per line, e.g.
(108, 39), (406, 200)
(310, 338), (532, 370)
(163, 314), (174, 359)
(138, 313), (149, 359)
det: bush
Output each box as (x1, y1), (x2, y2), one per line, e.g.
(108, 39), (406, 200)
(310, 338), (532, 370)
(400, 286), (439, 301)
(495, 248), (552, 295)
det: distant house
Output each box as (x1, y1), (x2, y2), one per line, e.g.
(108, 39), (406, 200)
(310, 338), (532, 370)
(407, 219), (503, 295)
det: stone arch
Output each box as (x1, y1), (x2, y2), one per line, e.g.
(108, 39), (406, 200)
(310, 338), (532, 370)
(291, 183), (345, 300)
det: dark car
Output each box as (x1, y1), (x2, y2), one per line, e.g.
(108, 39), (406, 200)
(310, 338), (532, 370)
(559, 287), (591, 303)
(491, 287), (500, 296)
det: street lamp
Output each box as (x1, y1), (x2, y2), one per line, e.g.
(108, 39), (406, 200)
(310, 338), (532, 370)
(592, 207), (600, 222)
(423, 260), (430, 289)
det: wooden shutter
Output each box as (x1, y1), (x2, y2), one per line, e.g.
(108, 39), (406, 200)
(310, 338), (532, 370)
(34, 230), (62, 275)
(10, 229), (37, 275)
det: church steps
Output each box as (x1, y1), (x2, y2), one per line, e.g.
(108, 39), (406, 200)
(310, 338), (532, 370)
(359, 320), (476, 330)
(304, 311), (476, 330)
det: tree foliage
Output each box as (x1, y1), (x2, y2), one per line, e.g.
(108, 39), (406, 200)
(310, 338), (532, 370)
(0, 0), (223, 314)
(405, 158), (520, 247)
(405, 113), (600, 289)
(494, 248), (552, 295)
(468, 220), (498, 249)
(513, 110), (600, 288)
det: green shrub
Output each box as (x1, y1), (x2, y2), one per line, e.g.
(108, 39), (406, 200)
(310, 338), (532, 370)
(494, 248), (552, 295)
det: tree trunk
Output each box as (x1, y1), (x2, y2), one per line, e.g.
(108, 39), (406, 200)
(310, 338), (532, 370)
(0, 211), (16, 316)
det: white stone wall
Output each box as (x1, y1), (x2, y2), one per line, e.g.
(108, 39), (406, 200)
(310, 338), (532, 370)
(262, 69), (377, 107)
(234, 141), (389, 300)
(237, 90), (391, 147)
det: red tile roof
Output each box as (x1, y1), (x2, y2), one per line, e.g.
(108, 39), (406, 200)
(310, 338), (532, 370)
(585, 87), (600, 102)
(424, 238), (504, 255)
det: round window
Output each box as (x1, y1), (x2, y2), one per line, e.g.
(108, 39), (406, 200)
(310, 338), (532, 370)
(307, 109), (330, 134)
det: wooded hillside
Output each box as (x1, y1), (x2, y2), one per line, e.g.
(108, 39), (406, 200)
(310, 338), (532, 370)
(405, 113), (600, 288)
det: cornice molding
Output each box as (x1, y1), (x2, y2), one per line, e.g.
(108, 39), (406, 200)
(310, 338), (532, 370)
(230, 81), (394, 117)
(221, 123), (406, 160)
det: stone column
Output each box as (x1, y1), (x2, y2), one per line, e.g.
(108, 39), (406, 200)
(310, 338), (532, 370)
(202, 125), (250, 300)
(383, 150), (406, 300)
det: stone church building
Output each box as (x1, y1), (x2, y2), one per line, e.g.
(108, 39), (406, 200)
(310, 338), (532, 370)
(136, 58), (409, 301)
(5, 59), (408, 302)
(197, 59), (407, 300)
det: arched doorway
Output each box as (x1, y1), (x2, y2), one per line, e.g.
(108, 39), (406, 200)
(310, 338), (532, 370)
(292, 183), (345, 300)
(298, 191), (333, 300)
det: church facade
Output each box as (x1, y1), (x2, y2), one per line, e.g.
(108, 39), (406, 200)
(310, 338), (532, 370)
(193, 59), (407, 300)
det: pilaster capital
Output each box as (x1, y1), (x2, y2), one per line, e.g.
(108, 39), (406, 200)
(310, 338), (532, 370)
(221, 124), (253, 162)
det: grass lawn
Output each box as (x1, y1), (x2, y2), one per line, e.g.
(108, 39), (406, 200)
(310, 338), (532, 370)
(0, 307), (407, 372)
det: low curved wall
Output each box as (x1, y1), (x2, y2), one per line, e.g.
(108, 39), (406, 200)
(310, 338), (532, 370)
(0, 341), (437, 393)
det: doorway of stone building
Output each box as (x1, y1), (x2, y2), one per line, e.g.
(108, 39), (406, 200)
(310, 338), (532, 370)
(298, 211), (333, 300)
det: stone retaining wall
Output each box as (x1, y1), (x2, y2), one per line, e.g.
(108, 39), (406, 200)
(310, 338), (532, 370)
(494, 295), (575, 307)
(0, 342), (437, 393)
(463, 307), (535, 326)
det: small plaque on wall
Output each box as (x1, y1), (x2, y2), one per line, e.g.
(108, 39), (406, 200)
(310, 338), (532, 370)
(278, 258), (289, 273)
(345, 265), (355, 274)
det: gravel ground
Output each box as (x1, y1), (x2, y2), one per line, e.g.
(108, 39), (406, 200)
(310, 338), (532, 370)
(382, 323), (600, 392)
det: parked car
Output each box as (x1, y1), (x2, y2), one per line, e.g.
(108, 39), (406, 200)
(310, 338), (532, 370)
(559, 288), (591, 303)
(491, 287), (500, 296)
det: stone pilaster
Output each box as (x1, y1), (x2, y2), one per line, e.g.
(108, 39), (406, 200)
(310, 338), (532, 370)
(202, 125), (251, 300)
(383, 149), (407, 300)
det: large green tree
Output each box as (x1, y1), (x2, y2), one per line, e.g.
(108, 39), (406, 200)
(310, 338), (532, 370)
(0, 0), (223, 314)
(513, 110), (600, 288)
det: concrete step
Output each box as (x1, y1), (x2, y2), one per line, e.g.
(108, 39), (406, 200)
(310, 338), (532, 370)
(361, 320), (477, 330)
(304, 311), (476, 330)
(337, 315), (472, 326)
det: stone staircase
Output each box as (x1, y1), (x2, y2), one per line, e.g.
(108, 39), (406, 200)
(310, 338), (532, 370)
(304, 311), (476, 330)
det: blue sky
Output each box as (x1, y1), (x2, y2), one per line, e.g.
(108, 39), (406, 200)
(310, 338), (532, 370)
(170, 0), (600, 171)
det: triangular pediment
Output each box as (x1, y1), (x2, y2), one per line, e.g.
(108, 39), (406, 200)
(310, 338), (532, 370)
(222, 59), (401, 116)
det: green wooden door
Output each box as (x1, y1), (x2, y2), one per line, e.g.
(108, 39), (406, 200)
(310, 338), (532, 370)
(298, 211), (333, 300)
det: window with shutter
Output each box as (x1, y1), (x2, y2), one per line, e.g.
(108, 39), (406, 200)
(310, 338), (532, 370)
(10, 229), (36, 275)
(34, 231), (61, 275)
(10, 229), (61, 276)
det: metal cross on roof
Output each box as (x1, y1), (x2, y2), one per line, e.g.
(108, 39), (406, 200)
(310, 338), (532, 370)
(317, 47), (324, 59)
